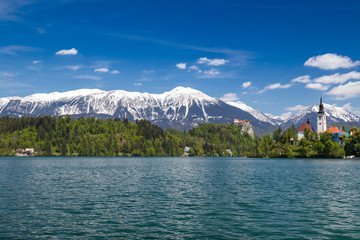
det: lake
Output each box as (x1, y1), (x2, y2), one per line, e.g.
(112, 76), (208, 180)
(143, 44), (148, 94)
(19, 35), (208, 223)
(1, 157), (360, 239)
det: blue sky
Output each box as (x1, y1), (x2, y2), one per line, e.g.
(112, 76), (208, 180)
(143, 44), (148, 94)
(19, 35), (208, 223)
(1, 0), (360, 116)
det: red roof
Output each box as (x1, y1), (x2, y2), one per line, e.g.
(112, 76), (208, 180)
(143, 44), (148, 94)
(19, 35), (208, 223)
(297, 122), (314, 132)
(234, 119), (246, 123)
(327, 127), (345, 133)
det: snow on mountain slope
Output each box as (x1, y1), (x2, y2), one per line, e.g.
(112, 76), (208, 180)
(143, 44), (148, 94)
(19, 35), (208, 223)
(264, 112), (292, 122)
(226, 101), (279, 125)
(0, 86), (255, 130)
(0, 87), (218, 117)
(24, 89), (105, 101)
(0, 87), (358, 133)
(281, 103), (360, 129)
(226, 99), (360, 130)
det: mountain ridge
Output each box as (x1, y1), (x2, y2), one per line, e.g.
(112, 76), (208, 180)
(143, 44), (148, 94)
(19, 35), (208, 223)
(0, 87), (272, 134)
(0, 87), (359, 134)
(225, 100), (360, 129)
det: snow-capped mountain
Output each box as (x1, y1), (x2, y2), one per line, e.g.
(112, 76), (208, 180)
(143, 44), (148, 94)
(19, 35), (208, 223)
(264, 112), (293, 123)
(0, 87), (358, 134)
(0, 87), (272, 133)
(280, 103), (360, 129)
(226, 101), (281, 125)
(225, 100), (360, 131)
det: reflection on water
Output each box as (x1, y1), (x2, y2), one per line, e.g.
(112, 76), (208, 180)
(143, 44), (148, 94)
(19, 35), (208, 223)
(1, 157), (360, 239)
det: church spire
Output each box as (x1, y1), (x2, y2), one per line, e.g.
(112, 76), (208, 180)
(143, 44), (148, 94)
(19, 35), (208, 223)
(318, 96), (324, 113)
(317, 96), (326, 133)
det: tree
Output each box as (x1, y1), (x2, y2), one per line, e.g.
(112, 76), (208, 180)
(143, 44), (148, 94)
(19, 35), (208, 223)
(342, 125), (346, 132)
(348, 127), (359, 134)
(282, 144), (296, 158)
(259, 134), (274, 157)
(323, 140), (335, 158)
(60, 140), (68, 156)
(298, 138), (312, 158)
(44, 140), (52, 155)
(320, 132), (333, 144)
(331, 142), (345, 158)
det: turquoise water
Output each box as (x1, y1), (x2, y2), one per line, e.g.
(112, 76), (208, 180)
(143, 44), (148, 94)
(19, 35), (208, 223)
(1, 157), (360, 239)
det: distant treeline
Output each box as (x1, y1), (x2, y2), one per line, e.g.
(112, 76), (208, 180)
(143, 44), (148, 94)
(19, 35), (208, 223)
(0, 116), (254, 157)
(0, 116), (358, 158)
(250, 126), (360, 158)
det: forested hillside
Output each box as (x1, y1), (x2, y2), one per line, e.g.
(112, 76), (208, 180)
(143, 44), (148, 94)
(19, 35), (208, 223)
(0, 116), (254, 157)
(249, 126), (360, 158)
(0, 116), (358, 158)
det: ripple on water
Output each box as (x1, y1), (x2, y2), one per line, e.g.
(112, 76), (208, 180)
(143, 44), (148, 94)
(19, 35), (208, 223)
(1, 157), (360, 239)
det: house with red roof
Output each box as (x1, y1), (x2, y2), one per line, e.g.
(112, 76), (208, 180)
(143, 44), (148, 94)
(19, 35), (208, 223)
(233, 119), (246, 124)
(233, 119), (254, 138)
(297, 119), (314, 140)
(327, 126), (348, 146)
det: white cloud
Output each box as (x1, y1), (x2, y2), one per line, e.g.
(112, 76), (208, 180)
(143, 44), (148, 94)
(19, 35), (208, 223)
(91, 60), (113, 69)
(305, 83), (329, 91)
(242, 81), (251, 88)
(304, 53), (360, 70)
(66, 65), (81, 71)
(134, 83), (142, 86)
(94, 68), (109, 73)
(0, 80), (31, 89)
(37, 27), (46, 34)
(341, 103), (360, 116)
(137, 77), (150, 82)
(327, 81), (360, 100)
(285, 104), (307, 112)
(32, 60), (41, 64)
(197, 57), (229, 66)
(110, 70), (120, 74)
(258, 83), (293, 94)
(142, 70), (154, 74)
(188, 65), (201, 72)
(75, 75), (101, 81)
(314, 71), (360, 85)
(176, 63), (187, 69)
(292, 75), (311, 83)
(1, 72), (17, 77)
(280, 112), (293, 119)
(55, 48), (78, 55)
(204, 68), (220, 76)
(220, 93), (239, 102)
(0, 45), (37, 55)
(0, 1), (38, 21)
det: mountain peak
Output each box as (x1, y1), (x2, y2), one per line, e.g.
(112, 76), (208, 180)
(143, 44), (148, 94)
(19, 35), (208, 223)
(159, 86), (218, 104)
(0, 87), (358, 134)
(166, 86), (204, 95)
(24, 89), (105, 101)
(279, 103), (360, 129)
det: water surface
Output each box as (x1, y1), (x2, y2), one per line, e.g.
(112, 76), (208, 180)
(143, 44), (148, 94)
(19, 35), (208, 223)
(1, 157), (360, 239)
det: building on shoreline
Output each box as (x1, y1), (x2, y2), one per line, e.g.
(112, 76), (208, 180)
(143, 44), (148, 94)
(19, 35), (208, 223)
(296, 98), (353, 146)
(16, 148), (34, 156)
(233, 119), (254, 137)
(297, 119), (314, 140)
(317, 97), (327, 133)
(327, 127), (348, 146)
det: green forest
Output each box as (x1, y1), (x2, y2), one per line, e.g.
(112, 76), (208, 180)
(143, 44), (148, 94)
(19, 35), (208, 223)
(0, 116), (359, 158)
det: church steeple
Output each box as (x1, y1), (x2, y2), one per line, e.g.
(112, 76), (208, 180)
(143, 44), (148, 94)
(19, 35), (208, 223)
(318, 97), (324, 113)
(317, 96), (326, 133)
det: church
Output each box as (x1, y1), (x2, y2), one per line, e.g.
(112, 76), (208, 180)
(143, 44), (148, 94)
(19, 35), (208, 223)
(297, 98), (325, 140)
(316, 97), (327, 133)
(297, 98), (348, 145)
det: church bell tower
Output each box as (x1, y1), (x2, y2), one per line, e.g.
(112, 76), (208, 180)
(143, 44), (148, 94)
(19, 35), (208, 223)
(317, 97), (326, 133)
